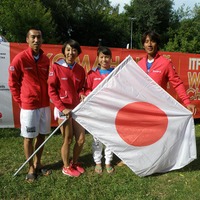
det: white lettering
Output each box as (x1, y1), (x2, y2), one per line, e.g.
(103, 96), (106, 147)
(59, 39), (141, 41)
(189, 58), (200, 70)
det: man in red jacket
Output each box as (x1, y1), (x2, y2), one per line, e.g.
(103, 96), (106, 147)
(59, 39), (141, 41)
(8, 28), (51, 182)
(137, 30), (196, 115)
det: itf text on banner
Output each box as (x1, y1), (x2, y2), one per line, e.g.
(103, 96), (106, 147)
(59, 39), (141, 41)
(72, 56), (196, 177)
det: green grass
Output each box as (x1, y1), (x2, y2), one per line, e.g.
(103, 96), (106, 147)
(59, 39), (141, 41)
(1, 122), (200, 200)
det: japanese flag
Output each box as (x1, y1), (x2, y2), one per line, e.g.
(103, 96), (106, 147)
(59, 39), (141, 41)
(72, 56), (196, 177)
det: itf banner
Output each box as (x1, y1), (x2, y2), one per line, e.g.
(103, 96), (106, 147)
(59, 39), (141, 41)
(72, 56), (197, 176)
(0, 42), (200, 128)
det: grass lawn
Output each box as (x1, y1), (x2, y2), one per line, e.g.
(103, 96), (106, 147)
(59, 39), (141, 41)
(1, 121), (200, 200)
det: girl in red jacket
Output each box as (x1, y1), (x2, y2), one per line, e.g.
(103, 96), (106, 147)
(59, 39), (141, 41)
(84, 46), (115, 174)
(48, 39), (85, 177)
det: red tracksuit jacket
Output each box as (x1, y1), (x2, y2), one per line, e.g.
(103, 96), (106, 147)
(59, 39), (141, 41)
(48, 59), (85, 111)
(8, 47), (50, 109)
(84, 66), (114, 96)
(137, 53), (191, 106)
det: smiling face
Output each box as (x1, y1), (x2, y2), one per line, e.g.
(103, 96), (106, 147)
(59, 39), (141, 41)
(64, 44), (79, 64)
(26, 29), (42, 55)
(98, 52), (111, 70)
(143, 35), (158, 60)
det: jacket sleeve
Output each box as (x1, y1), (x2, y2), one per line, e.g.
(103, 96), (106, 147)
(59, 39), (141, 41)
(8, 59), (22, 106)
(84, 72), (93, 96)
(77, 68), (86, 97)
(48, 65), (66, 111)
(167, 62), (191, 106)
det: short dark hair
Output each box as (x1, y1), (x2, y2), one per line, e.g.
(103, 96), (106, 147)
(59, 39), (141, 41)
(26, 28), (42, 38)
(141, 30), (160, 46)
(62, 39), (82, 55)
(97, 46), (112, 57)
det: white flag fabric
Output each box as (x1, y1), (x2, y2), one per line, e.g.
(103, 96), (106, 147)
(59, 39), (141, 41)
(72, 56), (196, 177)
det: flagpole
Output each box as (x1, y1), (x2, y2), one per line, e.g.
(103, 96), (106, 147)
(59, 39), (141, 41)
(13, 117), (68, 177)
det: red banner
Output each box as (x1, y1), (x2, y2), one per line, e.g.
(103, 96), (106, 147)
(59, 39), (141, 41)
(6, 43), (200, 127)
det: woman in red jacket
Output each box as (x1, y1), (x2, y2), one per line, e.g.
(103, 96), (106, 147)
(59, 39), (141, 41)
(48, 39), (85, 177)
(137, 30), (196, 115)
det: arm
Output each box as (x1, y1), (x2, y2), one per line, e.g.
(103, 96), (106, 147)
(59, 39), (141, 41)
(77, 69), (86, 101)
(84, 72), (93, 96)
(167, 62), (196, 115)
(48, 65), (66, 112)
(8, 60), (22, 106)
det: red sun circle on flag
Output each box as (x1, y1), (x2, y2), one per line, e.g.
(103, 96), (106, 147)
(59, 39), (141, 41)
(115, 102), (168, 147)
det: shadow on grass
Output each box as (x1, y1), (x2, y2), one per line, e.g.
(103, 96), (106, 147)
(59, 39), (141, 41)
(44, 152), (122, 173)
(185, 118), (200, 171)
(0, 128), (21, 138)
(46, 119), (200, 175)
(194, 118), (200, 125)
(44, 153), (94, 171)
(2, 119), (200, 176)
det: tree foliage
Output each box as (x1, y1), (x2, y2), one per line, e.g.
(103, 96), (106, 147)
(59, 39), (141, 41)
(125, 0), (173, 32)
(41, 0), (126, 47)
(41, 0), (76, 43)
(0, 0), (57, 43)
(164, 4), (200, 53)
(124, 0), (174, 48)
(0, 0), (200, 53)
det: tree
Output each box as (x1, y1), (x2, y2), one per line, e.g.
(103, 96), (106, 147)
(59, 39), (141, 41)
(164, 5), (200, 53)
(1, 0), (199, 52)
(0, 0), (57, 43)
(70, 0), (119, 46)
(41, 0), (117, 45)
(106, 12), (130, 48)
(61, 0), (127, 47)
(124, 0), (174, 49)
(41, 0), (77, 43)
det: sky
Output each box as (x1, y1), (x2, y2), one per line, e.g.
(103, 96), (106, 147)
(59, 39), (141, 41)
(110, 0), (200, 13)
